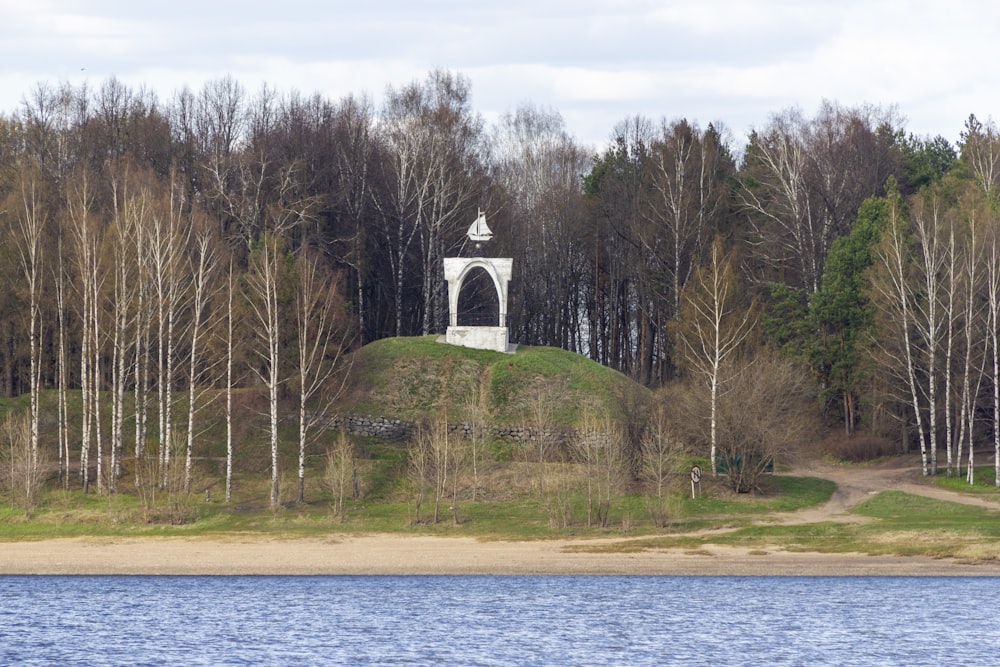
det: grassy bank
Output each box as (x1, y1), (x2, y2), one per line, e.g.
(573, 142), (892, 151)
(576, 489), (1000, 562)
(0, 471), (833, 540)
(3, 337), (1000, 565)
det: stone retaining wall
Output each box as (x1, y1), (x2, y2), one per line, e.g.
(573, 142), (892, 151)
(327, 414), (578, 445)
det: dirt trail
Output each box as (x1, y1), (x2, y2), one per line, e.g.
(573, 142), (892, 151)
(772, 452), (1000, 525)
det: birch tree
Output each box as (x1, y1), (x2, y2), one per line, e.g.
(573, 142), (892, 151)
(960, 114), (1000, 198)
(490, 103), (591, 354)
(574, 409), (627, 528)
(53, 234), (70, 489)
(376, 69), (485, 336)
(224, 258), (235, 503)
(908, 192), (952, 476)
(245, 230), (288, 509)
(955, 195), (988, 484)
(183, 223), (222, 494)
(640, 404), (684, 526)
(644, 119), (727, 319)
(987, 215), (1000, 487)
(66, 169), (104, 493)
(871, 187), (934, 476)
(675, 237), (757, 474)
(13, 169), (45, 482)
(109, 175), (140, 493)
(293, 249), (353, 503)
(739, 110), (822, 292)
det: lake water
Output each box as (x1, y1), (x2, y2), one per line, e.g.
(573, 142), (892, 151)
(1, 575), (997, 666)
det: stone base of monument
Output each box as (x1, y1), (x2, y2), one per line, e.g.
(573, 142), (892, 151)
(443, 326), (516, 353)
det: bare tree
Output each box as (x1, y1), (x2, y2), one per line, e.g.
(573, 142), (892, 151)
(245, 230), (288, 509)
(294, 249), (354, 503)
(66, 168), (104, 493)
(987, 216), (1000, 487)
(375, 69), (485, 336)
(461, 377), (492, 502)
(224, 258), (236, 503)
(491, 104), (591, 354)
(53, 233), (70, 489)
(713, 351), (817, 493)
(574, 409), (627, 527)
(870, 187), (933, 475)
(329, 94), (378, 342)
(954, 193), (990, 484)
(674, 237), (757, 474)
(407, 421), (436, 524)
(640, 403), (685, 526)
(739, 109), (821, 292)
(960, 114), (1000, 198)
(324, 433), (357, 522)
(2, 411), (46, 518)
(741, 102), (900, 293)
(870, 187), (956, 477)
(183, 222), (223, 494)
(13, 168), (46, 481)
(644, 119), (727, 318)
(109, 173), (140, 493)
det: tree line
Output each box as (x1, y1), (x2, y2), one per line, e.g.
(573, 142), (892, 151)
(1, 67), (999, 505)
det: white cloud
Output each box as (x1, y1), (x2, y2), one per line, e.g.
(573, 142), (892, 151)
(2, 0), (1000, 147)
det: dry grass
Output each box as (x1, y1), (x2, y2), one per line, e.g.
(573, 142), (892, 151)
(822, 432), (901, 463)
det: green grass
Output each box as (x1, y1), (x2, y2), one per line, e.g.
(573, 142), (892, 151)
(344, 336), (649, 425)
(933, 466), (1000, 499)
(4, 338), (1000, 563)
(0, 470), (838, 542)
(588, 490), (1000, 561)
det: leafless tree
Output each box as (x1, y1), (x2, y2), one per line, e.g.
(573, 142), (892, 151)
(740, 109), (820, 291)
(2, 410), (47, 518)
(960, 114), (1000, 198)
(573, 408), (627, 527)
(294, 249), (354, 503)
(870, 187), (934, 475)
(375, 69), (485, 336)
(324, 433), (357, 522)
(183, 221), (223, 494)
(461, 377), (491, 502)
(12, 167), (46, 481)
(224, 258), (236, 503)
(65, 168), (105, 493)
(640, 403), (685, 526)
(713, 351), (817, 493)
(245, 229), (288, 509)
(644, 119), (727, 318)
(674, 237), (757, 474)
(491, 104), (591, 353)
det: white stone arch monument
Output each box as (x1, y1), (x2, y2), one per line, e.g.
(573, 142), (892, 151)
(442, 210), (515, 353)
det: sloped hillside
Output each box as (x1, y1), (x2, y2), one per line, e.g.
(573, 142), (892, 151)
(338, 336), (651, 426)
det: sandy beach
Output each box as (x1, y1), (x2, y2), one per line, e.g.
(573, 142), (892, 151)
(2, 534), (999, 576)
(5, 455), (1000, 577)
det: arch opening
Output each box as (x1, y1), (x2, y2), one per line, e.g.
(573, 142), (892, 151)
(457, 266), (501, 326)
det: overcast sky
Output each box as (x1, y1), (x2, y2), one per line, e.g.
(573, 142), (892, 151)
(2, 0), (998, 150)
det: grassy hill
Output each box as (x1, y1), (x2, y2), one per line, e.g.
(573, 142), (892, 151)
(339, 336), (652, 426)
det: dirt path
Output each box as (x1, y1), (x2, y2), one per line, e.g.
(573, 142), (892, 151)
(773, 453), (1000, 525)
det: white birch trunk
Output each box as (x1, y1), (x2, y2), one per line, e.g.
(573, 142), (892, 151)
(226, 260), (234, 504)
(15, 179), (43, 489)
(54, 237), (69, 490)
(184, 237), (211, 494)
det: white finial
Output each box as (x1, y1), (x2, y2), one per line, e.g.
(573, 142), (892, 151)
(466, 209), (493, 242)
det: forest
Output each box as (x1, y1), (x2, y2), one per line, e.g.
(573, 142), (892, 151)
(2, 67), (1000, 515)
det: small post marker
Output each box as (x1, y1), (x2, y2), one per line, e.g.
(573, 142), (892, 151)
(690, 465), (702, 499)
